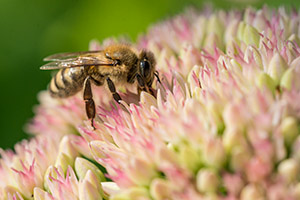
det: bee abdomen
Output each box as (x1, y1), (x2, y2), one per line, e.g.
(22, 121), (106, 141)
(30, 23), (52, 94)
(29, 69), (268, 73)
(49, 68), (86, 98)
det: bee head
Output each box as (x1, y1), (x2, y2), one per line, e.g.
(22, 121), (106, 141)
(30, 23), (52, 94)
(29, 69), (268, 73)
(138, 50), (156, 87)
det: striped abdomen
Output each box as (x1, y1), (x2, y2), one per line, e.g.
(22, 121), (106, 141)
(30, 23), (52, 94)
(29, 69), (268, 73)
(49, 67), (86, 98)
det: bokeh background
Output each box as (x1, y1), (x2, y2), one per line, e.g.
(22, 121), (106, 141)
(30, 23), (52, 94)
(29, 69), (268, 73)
(0, 0), (298, 149)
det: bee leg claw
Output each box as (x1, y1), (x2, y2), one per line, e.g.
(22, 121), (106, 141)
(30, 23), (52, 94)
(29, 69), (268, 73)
(91, 118), (96, 130)
(84, 77), (96, 129)
(154, 70), (161, 84)
(106, 77), (122, 104)
(113, 93), (122, 103)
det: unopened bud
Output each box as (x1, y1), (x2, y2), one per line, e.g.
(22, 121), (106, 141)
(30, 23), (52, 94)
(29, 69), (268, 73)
(280, 117), (299, 146)
(75, 157), (105, 182)
(240, 184), (264, 200)
(196, 168), (220, 193)
(278, 158), (299, 183)
(268, 52), (288, 85)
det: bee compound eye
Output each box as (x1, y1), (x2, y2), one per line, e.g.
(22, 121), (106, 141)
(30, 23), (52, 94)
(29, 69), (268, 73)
(140, 60), (150, 78)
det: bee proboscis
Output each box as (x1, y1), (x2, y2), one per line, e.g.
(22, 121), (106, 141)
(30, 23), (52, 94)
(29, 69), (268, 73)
(41, 44), (160, 129)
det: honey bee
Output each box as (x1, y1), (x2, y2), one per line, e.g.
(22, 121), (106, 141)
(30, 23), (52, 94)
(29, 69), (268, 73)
(41, 44), (160, 129)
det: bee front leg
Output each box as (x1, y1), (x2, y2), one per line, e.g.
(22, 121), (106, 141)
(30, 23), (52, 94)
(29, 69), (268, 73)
(83, 76), (96, 130)
(136, 74), (152, 95)
(106, 77), (122, 103)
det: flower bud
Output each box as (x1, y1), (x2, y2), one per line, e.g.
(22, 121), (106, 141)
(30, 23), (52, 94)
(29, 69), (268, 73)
(101, 182), (120, 196)
(150, 178), (172, 200)
(280, 56), (300, 90)
(223, 103), (247, 131)
(79, 170), (103, 200)
(253, 10), (267, 32)
(268, 52), (288, 85)
(278, 158), (299, 183)
(238, 22), (260, 47)
(256, 72), (276, 93)
(110, 194), (130, 200)
(223, 173), (244, 196)
(280, 67), (294, 90)
(230, 146), (251, 171)
(293, 182), (300, 199)
(127, 158), (157, 186)
(204, 33), (223, 53)
(179, 145), (201, 172)
(59, 136), (79, 159)
(140, 91), (157, 108)
(223, 127), (245, 153)
(54, 152), (73, 173)
(54, 135), (79, 173)
(203, 193), (220, 200)
(240, 184), (264, 200)
(111, 187), (150, 200)
(207, 102), (224, 133)
(237, 21), (246, 41)
(75, 157), (106, 182)
(224, 19), (239, 44)
(280, 116), (299, 146)
(207, 14), (224, 42)
(196, 168), (219, 193)
(203, 138), (225, 169)
(243, 24), (260, 47)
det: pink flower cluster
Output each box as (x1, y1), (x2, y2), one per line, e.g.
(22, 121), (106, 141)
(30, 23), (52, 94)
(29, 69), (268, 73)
(1, 6), (300, 200)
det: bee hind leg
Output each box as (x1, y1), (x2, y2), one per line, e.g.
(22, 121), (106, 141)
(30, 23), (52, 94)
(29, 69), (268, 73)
(106, 77), (122, 103)
(83, 76), (96, 130)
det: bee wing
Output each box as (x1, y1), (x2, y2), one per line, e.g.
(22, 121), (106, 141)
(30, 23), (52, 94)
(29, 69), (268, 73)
(41, 51), (117, 70)
(43, 50), (102, 61)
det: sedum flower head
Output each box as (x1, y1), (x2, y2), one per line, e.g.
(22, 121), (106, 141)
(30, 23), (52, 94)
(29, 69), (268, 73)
(2, 5), (300, 200)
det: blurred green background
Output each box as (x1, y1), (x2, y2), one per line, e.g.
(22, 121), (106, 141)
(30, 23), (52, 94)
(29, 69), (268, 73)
(0, 0), (298, 149)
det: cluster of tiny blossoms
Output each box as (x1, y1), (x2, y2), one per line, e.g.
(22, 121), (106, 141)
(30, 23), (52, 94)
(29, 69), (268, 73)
(1, 6), (300, 200)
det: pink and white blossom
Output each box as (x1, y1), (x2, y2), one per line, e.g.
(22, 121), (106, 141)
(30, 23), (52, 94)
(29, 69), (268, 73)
(1, 5), (300, 200)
